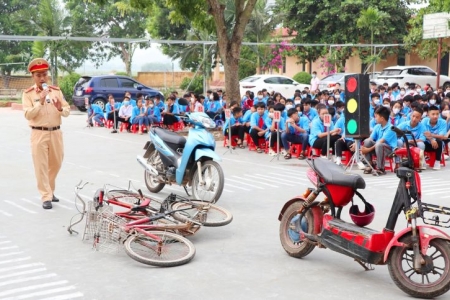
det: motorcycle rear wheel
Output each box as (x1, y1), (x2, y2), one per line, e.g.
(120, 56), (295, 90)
(144, 149), (165, 193)
(191, 160), (224, 204)
(388, 236), (450, 299)
(279, 200), (315, 258)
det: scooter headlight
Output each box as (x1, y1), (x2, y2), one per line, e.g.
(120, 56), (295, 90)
(201, 116), (216, 128)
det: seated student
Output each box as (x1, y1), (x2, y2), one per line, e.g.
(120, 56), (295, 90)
(309, 104), (341, 157)
(402, 95), (413, 115)
(396, 107), (427, 170)
(302, 99), (318, 122)
(223, 107), (245, 149)
(131, 98), (150, 134)
(241, 90), (250, 108)
(382, 97), (391, 108)
(327, 95), (336, 108)
(335, 100), (345, 120)
(282, 107), (310, 160)
(124, 91), (136, 107)
(334, 114), (355, 166)
(177, 93), (190, 115)
(206, 92), (222, 120)
(254, 90), (264, 105)
(361, 106), (398, 175)
(285, 99), (294, 111)
(243, 91), (254, 112)
(145, 97), (161, 125)
(162, 95), (180, 127)
(154, 94), (165, 111)
(249, 102), (268, 153)
(242, 104), (256, 135)
(264, 104), (286, 156)
(328, 106), (337, 123)
(86, 99), (105, 127)
(105, 94), (120, 130)
(118, 97), (133, 131)
(369, 93), (381, 119)
(389, 101), (406, 126)
(422, 105), (447, 170)
(428, 93), (440, 109)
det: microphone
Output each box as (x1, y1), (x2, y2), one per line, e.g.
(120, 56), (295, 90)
(42, 83), (51, 103)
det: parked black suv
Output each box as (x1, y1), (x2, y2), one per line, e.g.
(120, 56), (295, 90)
(72, 75), (164, 111)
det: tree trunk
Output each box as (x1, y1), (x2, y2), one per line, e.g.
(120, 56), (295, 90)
(223, 48), (241, 103)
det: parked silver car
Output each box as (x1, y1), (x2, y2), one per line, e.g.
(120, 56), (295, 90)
(375, 65), (450, 89)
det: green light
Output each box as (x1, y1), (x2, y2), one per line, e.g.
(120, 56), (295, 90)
(347, 119), (357, 134)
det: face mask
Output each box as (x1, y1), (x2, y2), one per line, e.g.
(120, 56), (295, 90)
(123, 101), (129, 107)
(373, 99), (380, 105)
(258, 95), (263, 100)
(416, 89), (421, 93)
(328, 100), (334, 105)
(423, 112), (427, 117)
(301, 95), (306, 99)
(149, 104), (154, 108)
(209, 95), (214, 100)
(298, 112), (303, 116)
(268, 112), (274, 118)
(403, 102), (410, 107)
(430, 100), (436, 105)
(400, 91), (405, 95)
(393, 108), (400, 115)
(339, 108), (344, 113)
(446, 89), (450, 93)
(335, 94), (340, 99)
(294, 100), (301, 105)
(312, 75), (316, 78)
(85, 105), (89, 109)
(383, 104), (390, 108)
(286, 104), (293, 110)
(443, 110), (449, 117)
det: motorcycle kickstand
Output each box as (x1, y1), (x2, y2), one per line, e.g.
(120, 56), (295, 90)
(354, 259), (374, 271)
(183, 186), (191, 197)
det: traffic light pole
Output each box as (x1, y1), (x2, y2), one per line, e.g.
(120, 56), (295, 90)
(345, 139), (378, 175)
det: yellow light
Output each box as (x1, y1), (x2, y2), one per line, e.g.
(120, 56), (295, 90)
(347, 98), (357, 113)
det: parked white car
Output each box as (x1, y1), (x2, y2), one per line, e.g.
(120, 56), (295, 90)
(239, 75), (310, 98)
(375, 65), (450, 89)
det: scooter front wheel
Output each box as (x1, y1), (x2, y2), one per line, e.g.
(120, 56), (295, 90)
(191, 160), (224, 204)
(279, 200), (315, 258)
(144, 150), (165, 193)
(388, 236), (450, 299)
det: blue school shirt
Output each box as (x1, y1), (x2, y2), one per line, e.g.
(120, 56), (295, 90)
(397, 121), (426, 142)
(370, 118), (377, 132)
(131, 106), (147, 123)
(402, 106), (412, 116)
(155, 101), (165, 111)
(207, 101), (221, 114)
(242, 110), (253, 123)
(369, 104), (380, 118)
(389, 114), (406, 127)
(303, 108), (318, 123)
(264, 116), (286, 139)
(370, 123), (398, 150)
(287, 116), (310, 135)
(105, 103), (120, 114)
(422, 118), (447, 136)
(129, 99), (137, 107)
(309, 117), (335, 146)
(222, 116), (244, 135)
(88, 104), (103, 116)
(147, 106), (161, 122)
(165, 103), (180, 115)
(178, 104), (188, 113)
(335, 115), (354, 141)
(249, 111), (268, 133)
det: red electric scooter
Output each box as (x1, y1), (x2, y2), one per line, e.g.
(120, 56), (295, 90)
(279, 126), (450, 298)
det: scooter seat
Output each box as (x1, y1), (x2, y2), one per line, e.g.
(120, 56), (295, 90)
(154, 127), (186, 148)
(312, 158), (366, 190)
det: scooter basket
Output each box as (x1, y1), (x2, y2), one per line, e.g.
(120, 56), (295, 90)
(420, 202), (450, 228)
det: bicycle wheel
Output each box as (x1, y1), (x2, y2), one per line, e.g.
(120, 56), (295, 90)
(124, 231), (195, 267)
(171, 201), (233, 227)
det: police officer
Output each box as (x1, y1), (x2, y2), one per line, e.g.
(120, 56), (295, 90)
(22, 58), (70, 209)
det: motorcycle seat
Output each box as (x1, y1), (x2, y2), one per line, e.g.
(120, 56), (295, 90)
(154, 127), (186, 148)
(313, 158), (366, 190)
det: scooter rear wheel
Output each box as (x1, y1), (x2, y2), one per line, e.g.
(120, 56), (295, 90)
(388, 236), (450, 299)
(144, 150), (165, 193)
(279, 200), (315, 258)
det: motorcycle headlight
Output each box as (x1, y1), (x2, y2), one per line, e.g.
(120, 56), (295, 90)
(202, 117), (216, 128)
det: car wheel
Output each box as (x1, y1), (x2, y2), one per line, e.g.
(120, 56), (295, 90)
(92, 98), (106, 111)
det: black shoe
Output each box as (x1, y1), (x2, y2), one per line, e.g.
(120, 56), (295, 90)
(42, 201), (52, 209)
(52, 195), (59, 202)
(111, 130), (118, 134)
(100, 123), (105, 127)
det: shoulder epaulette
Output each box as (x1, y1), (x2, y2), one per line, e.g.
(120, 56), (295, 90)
(49, 85), (60, 91)
(24, 87), (34, 93)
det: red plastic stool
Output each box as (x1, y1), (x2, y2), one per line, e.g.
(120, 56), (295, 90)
(172, 121), (185, 132)
(425, 151), (446, 168)
(289, 144), (302, 158)
(265, 141), (279, 154)
(248, 138), (266, 151)
(341, 150), (352, 165)
(106, 120), (114, 129)
(224, 135), (239, 147)
(308, 147), (322, 158)
(372, 155), (394, 172)
(119, 122), (129, 132)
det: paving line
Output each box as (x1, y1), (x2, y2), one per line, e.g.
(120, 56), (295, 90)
(422, 187), (450, 193)
(0, 210), (12, 217)
(1, 286), (77, 300)
(38, 292), (84, 300)
(0, 257), (31, 265)
(21, 199), (54, 213)
(0, 280), (68, 297)
(3, 201), (37, 214)
(53, 196), (75, 205)
(128, 178), (141, 183)
(0, 252), (23, 258)
(0, 241), (11, 245)
(236, 174), (283, 187)
(0, 268), (47, 280)
(224, 183), (251, 191)
(0, 273), (57, 287)
(232, 175), (279, 188)
(223, 189), (234, 193)
(0, 246), (18, 251)
(254, 174), (297, 186)
(109, 173), (120, 178)
(0, 263), (45, 273)
(225, 178), (264, 189)
(269, 172), (308, 181)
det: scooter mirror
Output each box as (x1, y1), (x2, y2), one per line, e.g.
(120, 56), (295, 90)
(178, 98), (189, 106)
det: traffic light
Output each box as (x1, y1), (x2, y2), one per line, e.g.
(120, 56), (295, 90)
(344, 74), (370, 139)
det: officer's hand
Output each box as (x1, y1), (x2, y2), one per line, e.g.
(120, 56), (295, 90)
(53, 97), (62, 111)
(40, 89), (49, 105)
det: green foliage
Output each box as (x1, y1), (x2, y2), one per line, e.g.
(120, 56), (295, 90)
(59, 72), (81, 104)
(180, 76), (203, 94)
(293, 72), (311, 85)
(239, 46), (257, 79)
(115, 71), (128, 76)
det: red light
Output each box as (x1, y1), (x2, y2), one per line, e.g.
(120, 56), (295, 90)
(347, 77), (357, 93)
(405, 182), (411, 189)
(85, 87), (93, 93)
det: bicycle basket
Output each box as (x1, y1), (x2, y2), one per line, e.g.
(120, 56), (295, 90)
(93, 207), (127, 253)
(83, 201), (113, 242)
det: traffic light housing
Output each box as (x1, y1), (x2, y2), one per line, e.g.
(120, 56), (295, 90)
(344, 74), (370, 139)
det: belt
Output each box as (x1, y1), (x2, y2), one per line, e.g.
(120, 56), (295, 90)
(31, 126), (60, 131)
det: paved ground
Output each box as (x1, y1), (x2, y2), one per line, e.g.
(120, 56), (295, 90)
(2, 107), (450, 300)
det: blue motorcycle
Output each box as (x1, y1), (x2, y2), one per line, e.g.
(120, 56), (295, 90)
(137, 101), (224, 203)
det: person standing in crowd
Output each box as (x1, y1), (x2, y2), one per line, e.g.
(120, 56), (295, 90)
(118, 96), (133, 132)
(310, 71), (320, 91)
(22, 58), (70, 209)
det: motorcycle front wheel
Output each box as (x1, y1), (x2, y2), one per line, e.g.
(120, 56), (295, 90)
(388, 236), (450, 299)
(144, 149), (165, 193)
(191, 160), (224, 204)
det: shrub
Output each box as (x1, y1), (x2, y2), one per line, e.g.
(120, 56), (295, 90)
(293, 72), (312, 85)
(115, 71), (128, 76)
(59, 73), (81, 105)
(180, 76), (204, 94)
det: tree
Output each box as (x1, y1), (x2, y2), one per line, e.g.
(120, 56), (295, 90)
(274, 0), (411, 72)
